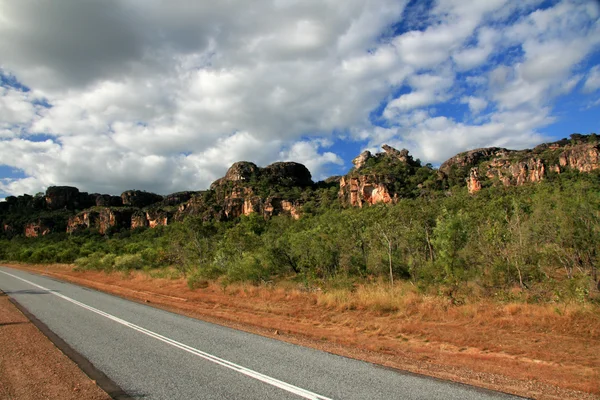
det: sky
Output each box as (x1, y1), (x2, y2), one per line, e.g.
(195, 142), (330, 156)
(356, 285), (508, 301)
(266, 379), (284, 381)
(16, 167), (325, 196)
(0, 0), (599, 197)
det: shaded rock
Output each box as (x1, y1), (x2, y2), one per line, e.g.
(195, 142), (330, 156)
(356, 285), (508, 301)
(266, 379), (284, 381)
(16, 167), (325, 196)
(45, 186), (81, 210)
(262, 162), (313, 187)
(68, 208), (135, 234)
(174, 193), (219, 222)
(24, 220), (52, 237)
(146, 209), (171, 228)
(92, 194), (123, 207)
(121, 190), (163, 208)
(131, 211), (148, 229)
(67, 211), (100, 234)
(210, 162), (260, 190)
(161, 191), (200, 207)
(97, 208), (135, 234)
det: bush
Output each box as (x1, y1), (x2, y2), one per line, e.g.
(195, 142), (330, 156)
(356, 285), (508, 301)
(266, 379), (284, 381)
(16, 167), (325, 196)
(113, 253), (144, 271)
(224, 252), (271, 284)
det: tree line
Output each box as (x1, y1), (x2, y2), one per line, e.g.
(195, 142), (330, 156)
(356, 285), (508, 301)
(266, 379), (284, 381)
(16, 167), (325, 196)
(1, 170), (598, 305)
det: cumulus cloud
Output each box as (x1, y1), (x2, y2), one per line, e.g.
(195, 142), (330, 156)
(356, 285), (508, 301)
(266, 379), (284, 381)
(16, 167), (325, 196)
(583, 65), (600, 93)
(0, 0), (598, 196)
(461, 96), (488, 115)
(279, 139), (344, 181)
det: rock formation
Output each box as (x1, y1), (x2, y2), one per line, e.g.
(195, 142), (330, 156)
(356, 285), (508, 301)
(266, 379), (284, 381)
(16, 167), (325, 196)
(440, 135), (600, 194)
(339, 144), (425, 207)
(121, 190), (164, 208)
(24, 220), (52, 238)
(2, 133), (599, 237)
(339, 175), (395, 207)
(352, 150), (373, 170)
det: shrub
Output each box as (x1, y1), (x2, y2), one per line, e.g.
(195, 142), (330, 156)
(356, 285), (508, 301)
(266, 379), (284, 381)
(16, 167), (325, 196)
(113, 253), (144, 271)
(224, 252), (272, 284)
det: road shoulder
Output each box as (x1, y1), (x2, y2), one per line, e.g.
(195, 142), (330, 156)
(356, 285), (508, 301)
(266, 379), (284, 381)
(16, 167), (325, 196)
(0, 290), (111, 400)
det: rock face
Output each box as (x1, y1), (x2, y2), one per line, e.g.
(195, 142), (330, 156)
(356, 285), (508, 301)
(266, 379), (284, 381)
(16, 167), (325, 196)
(352, 150), (373, 170)
(5, 133), (600, 237)
(121, 190), (163, 208)
(205, 161), (312, 220)
(262, 162), (313, 187)
(67, 210), (98, 234)
(24, 220), (52, 238)
(92, 194), (123, 207)
(160, 191), (200, 207)
(466, 168), (482, 193)
(67, 208), (136, 234)
(439, 148), (508, 177)
(439, 135), (600, 194)
(45, 186), (83, 210)
(339, 144), (423, 207)
(339, 175), (395, 207)
(557, 141), (600, 172)
(382, 145), (414, 164)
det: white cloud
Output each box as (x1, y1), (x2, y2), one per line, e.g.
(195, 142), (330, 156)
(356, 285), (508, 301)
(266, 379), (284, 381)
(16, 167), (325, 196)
(279, 140), (344, 181)
(0, 0), (598, 197)
(583, 65), (600, 93)
(461, 96), (488, 115)
(367, 108), (551, 165)
(453, 27), (500, 70)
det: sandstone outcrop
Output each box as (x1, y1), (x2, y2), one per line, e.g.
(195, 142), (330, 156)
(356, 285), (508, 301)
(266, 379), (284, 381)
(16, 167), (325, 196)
(339, 175), (395, 207)
(45, 186), (81, 210)
(121, 190), (163, 208)
(339, 144), (426, 207)
(3, 134), (599, 237)
(352, 151), (372, 170)
(92, 194), (123, 207)
(67, 208), (136, 234)
(440, 135), (600, 194)
(24, 220), (52, 238)
(206, 160), (312, 220)
(67, 211), (99, 234)
(466, 168), (482, 193)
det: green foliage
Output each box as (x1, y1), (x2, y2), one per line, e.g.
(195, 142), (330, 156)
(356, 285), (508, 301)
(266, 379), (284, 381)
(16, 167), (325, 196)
(114, 254), (144, 271)
(2, 165), (600, 304)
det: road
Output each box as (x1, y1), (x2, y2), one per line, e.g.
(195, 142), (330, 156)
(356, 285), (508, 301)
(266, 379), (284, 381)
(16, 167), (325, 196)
(0, 266), (521, 400)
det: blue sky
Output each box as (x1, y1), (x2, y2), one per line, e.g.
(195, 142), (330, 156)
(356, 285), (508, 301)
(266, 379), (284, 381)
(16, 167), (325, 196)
(0, 0), (599, 196)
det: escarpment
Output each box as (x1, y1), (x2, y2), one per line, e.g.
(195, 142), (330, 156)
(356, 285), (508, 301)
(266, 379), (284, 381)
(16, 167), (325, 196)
(439, 134), (600, 193)
(2, 134), (599, 237)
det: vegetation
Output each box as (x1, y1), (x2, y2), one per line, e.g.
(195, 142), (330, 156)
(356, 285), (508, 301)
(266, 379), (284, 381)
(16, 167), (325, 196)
(2, 170), (599, 305)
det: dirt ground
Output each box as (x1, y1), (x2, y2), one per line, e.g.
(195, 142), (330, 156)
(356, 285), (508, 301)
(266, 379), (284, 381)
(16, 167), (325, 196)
(0, 290), (110, 400)
(3, 263), (599, 400)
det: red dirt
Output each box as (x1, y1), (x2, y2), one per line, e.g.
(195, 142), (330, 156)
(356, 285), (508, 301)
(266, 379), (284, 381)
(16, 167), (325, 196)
(0, 291), (110, 400)
(5, 263), (599, 400)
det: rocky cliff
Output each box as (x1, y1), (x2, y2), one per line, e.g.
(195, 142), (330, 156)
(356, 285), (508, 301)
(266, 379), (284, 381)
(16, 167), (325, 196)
(206, 161), (309, 220)
(338, 144), (435, 207)
(440, 134), (600, 193)
(2, 133), (599, 236)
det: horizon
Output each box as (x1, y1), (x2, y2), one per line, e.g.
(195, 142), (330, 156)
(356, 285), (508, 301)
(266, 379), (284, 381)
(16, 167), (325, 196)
(1, 0), (599, 197)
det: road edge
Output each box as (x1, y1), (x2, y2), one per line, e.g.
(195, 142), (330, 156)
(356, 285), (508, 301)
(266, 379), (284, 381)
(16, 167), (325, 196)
(7, 294), (132, 400)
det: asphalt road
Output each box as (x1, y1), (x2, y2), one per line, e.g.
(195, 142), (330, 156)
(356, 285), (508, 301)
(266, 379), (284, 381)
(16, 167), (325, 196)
(0, 266), (522, 400)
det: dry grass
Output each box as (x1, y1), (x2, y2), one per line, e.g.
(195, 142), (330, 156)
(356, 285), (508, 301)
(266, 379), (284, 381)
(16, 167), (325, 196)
(5, 263), (600, 399)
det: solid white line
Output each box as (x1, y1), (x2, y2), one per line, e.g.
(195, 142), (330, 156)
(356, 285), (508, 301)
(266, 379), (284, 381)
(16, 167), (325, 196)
(0, 270), (333, 400)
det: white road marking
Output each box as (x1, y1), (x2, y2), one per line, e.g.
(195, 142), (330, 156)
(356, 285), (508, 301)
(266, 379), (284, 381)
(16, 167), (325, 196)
(0, 270), (333, 400)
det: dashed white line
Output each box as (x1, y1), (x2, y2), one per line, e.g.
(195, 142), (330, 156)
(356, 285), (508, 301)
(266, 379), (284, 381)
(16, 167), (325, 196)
(0, 270), (333, 400)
